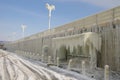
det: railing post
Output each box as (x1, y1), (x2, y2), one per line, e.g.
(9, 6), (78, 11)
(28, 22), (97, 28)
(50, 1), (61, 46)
(104, 65), (109, 80)
(67, 59), (72, 70)
(48, 56), (51, 64)
(82, 60), (86, 75)
(42, 54), (44, 62)
(57, 57), (59, 67)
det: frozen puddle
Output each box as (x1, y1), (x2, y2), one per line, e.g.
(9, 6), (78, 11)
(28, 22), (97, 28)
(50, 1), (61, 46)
(0, 50), (93, 80)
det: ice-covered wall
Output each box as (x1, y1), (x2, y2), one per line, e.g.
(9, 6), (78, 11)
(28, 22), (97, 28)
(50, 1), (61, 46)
(53, 32), (101, 70)
(4, 6), (120, 71)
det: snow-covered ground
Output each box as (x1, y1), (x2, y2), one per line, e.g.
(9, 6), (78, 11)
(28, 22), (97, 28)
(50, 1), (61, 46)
(0, 50), (120, 80)
(0, 50), (94, 80)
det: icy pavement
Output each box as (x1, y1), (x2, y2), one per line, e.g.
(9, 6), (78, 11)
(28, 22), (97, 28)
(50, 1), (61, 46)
(0, 50), (94, 80)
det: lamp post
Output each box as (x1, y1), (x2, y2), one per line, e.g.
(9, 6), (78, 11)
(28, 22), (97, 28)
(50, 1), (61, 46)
(21, 24), (27, 39)
(21, 24), (26, 53)
(46, 3), (55, 29)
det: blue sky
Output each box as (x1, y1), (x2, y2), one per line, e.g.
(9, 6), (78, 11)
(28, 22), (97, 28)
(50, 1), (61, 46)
(0, 0), (120, 41)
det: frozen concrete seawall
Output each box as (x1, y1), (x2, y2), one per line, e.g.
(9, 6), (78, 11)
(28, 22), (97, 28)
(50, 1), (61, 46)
(5, 6), (120, 71)
(0, 49), (94, 80)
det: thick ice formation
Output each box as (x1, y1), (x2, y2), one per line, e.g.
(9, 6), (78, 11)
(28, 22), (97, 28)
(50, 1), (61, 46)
(53, 32), (101, 70)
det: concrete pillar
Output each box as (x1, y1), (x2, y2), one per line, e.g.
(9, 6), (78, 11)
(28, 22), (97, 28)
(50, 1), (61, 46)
(104, 65), (109, 80)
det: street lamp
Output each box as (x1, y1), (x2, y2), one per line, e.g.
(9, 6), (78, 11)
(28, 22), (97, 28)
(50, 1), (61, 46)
(46, 3), (55, 29)
(21, 24), (27, 39)
(21, 24), (26, 53)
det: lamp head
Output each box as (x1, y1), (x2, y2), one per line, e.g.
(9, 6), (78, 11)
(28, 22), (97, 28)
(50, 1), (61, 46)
(46, 3), (49, 9)
(21, 24), (26, 29)
(46, 3), (55, 11)
(51, 5), (55, 10)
